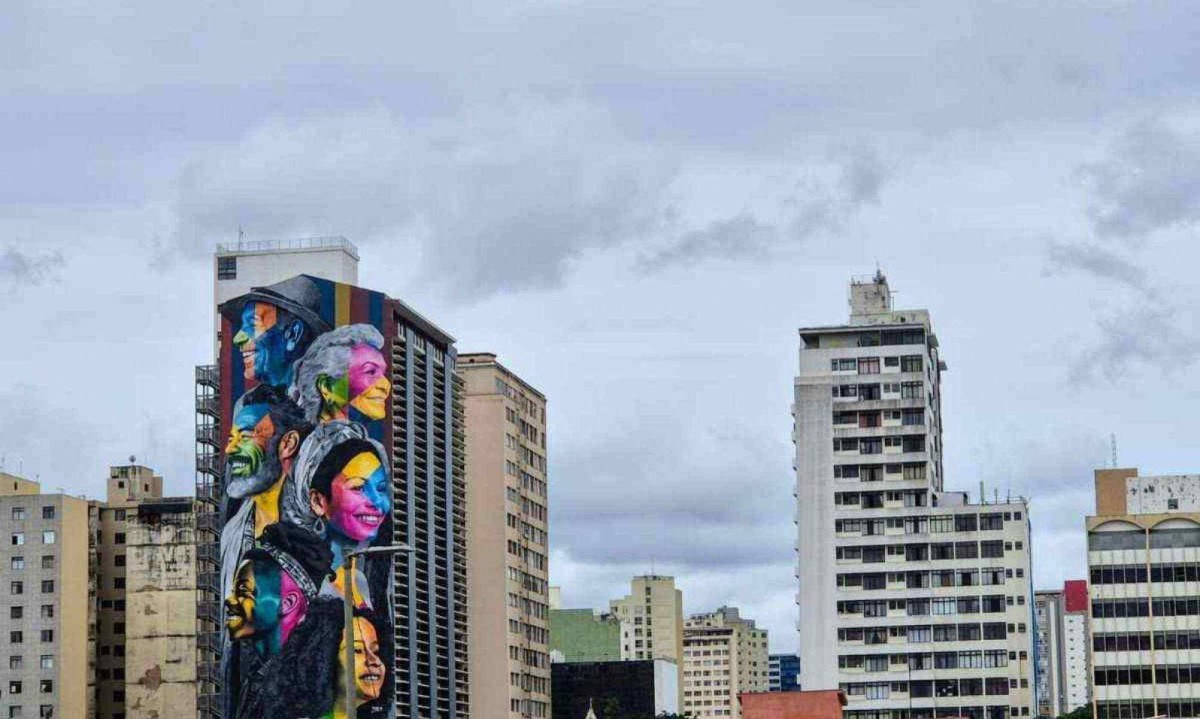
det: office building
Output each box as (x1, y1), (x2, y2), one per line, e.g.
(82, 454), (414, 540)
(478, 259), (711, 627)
(683, 607), (769, 718)
(794, 272), (1037, 719)
(769, 654), (801, 692)
(0, 472), (94, 719)
(196, 239), (362, 715)
(550, 660), (679, 719)
(1086, 467), (1200, 719)
(461, 353), (551, 719)
(213, 273), (469, 717)
(550, 609), (621, 664)
(1033, 582), (1090, 717)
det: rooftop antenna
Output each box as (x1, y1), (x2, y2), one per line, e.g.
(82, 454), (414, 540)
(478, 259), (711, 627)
(1110, 433), (1118, 468)
(238, 225), (245, 243)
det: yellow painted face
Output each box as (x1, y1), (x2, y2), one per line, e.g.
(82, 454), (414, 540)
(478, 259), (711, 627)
(351, 618), (385, 702)
(225, 559), (257, 639)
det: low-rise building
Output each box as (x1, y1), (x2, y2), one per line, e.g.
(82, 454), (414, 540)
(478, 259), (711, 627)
(741, 689), (845, 719)
(550, 660), (678, 719)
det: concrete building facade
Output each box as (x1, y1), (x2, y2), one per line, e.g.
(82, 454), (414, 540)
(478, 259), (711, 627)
(794, 273), (1037, 719)
(683, 607), (769, 718)
(610, 576), (685, 665)
(1033, 582), (1091, 717)
(461, 353), (551, 719)
(1086, 467), (1200, 719)
(0, 472), (95, 719)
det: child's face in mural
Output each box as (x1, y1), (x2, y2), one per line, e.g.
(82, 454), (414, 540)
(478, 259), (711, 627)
(340, 618), (385, 703)
(317, 343), (391, 421)
(225, 558), (281, 642)
(224, 404), (276, 496)
(311, 451), (391, 542)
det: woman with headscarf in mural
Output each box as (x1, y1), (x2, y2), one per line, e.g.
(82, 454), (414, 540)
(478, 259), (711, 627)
(321, 609), (388, 719)
(289, 324), (391, 425)
(284, 420), (391, 609)
(222, 522), (340, 719)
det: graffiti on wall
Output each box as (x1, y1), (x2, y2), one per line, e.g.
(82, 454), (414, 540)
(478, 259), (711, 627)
(218, 275), (394, 718)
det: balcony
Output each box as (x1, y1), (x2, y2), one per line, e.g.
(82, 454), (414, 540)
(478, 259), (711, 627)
(195, 365), (219, 388)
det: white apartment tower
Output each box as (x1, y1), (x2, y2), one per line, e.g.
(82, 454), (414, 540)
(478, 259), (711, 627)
(794, 273), (1037, 719)
(1033, 582), (1091, 717)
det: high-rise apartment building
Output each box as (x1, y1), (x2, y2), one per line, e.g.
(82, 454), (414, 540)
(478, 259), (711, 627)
(1086, 467), (1200, 719)
(768, 654), (801, 692)
(195, 239), (361, 716)
(682, 607), (769, 718)
(1033, 582), (1090, 717)
(0, 472), (94, 719)
(461, 353), (551, 719)
(611, 576), (685, 665)
(794, 273), (1037, 719)
(212, 272), (469, 718)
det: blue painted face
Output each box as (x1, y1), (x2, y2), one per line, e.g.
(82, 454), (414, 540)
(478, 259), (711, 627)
(232, 302), (296, 386)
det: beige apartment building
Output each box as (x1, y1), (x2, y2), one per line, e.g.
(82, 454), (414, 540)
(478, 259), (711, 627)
(462, 353), (551, 719)
(610, 575), (686, 707)
(0, 472), (95, 719)
(682, 607), (769, 719)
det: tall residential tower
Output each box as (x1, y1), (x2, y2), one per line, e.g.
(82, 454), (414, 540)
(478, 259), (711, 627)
(794, 274), (1036, 719)
(461, 353), (551, 719)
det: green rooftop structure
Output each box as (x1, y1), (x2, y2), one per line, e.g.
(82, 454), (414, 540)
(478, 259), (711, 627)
(550, 609), (621, 663)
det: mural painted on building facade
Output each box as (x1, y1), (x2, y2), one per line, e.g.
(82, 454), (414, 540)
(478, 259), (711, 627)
(218, 275), (395, 718)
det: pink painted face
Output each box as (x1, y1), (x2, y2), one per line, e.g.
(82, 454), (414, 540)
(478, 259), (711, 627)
(277, 571), (308, 646)
(324, 452), (389, 543)
(347, 344), (390, 420)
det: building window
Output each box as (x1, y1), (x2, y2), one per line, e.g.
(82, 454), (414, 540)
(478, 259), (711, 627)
(40, 580), (53, 593)
(217, 256), (237, 279)
(10, 631), (22, 644)
(114, 509), (125, 521)
(40, 556), (52, 570)
(114, 577), (125, 590)
(11, 508), (25, 520)
(11, 533), (24, 546)
(39, 605), (52, 619)
(10, 557), (23, 571)
(114, 532), (125, 545)
(39, 655), (51, 670)
(11, 582), (23, 595)
(39, 680), (51, 693)
(1168, 498), (1180, 510)
(39, 630), (52, 643)
(113, 622), (124, 635)
(114, 554), (125, 567)
(9, 681), (21, 694)
(41, 531), (54, 545)
(10, 607), (22, 620)
(40, 507), (54, 520)
(38, 708), (51, 719)
(8, 656), (21, 670)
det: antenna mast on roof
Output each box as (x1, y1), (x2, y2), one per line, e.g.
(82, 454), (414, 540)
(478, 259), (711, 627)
(1110, 433), (1118, 468)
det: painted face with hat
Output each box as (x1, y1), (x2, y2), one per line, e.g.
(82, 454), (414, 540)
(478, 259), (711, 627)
(221, 276), (332, 388)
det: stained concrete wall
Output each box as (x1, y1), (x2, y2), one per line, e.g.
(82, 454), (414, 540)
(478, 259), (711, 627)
(124, 504), (197, 719)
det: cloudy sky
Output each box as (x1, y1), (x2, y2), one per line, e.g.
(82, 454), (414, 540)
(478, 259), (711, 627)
(4, 1), (1200, 652)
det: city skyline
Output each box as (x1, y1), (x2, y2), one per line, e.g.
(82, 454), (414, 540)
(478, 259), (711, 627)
(5, 2), (1200, 659)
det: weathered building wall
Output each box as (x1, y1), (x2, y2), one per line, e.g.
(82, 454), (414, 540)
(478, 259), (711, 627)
(124, 503), (197, 719)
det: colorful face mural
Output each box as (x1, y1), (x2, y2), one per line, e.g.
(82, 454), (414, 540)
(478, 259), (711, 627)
(218, 276), (394, 719)
(340, 617), (386, 706)
(311, 449), (391, 543)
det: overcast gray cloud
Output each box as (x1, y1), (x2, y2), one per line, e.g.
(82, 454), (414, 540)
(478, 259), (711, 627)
(0, 246), (65, 294)
(5, 0), (1200, 654)
(1081, 119), (1200, 242)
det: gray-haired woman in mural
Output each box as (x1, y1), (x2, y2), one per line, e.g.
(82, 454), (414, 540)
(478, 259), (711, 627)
(289, 324), (390, 424)
(284, 420), (391, 608)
